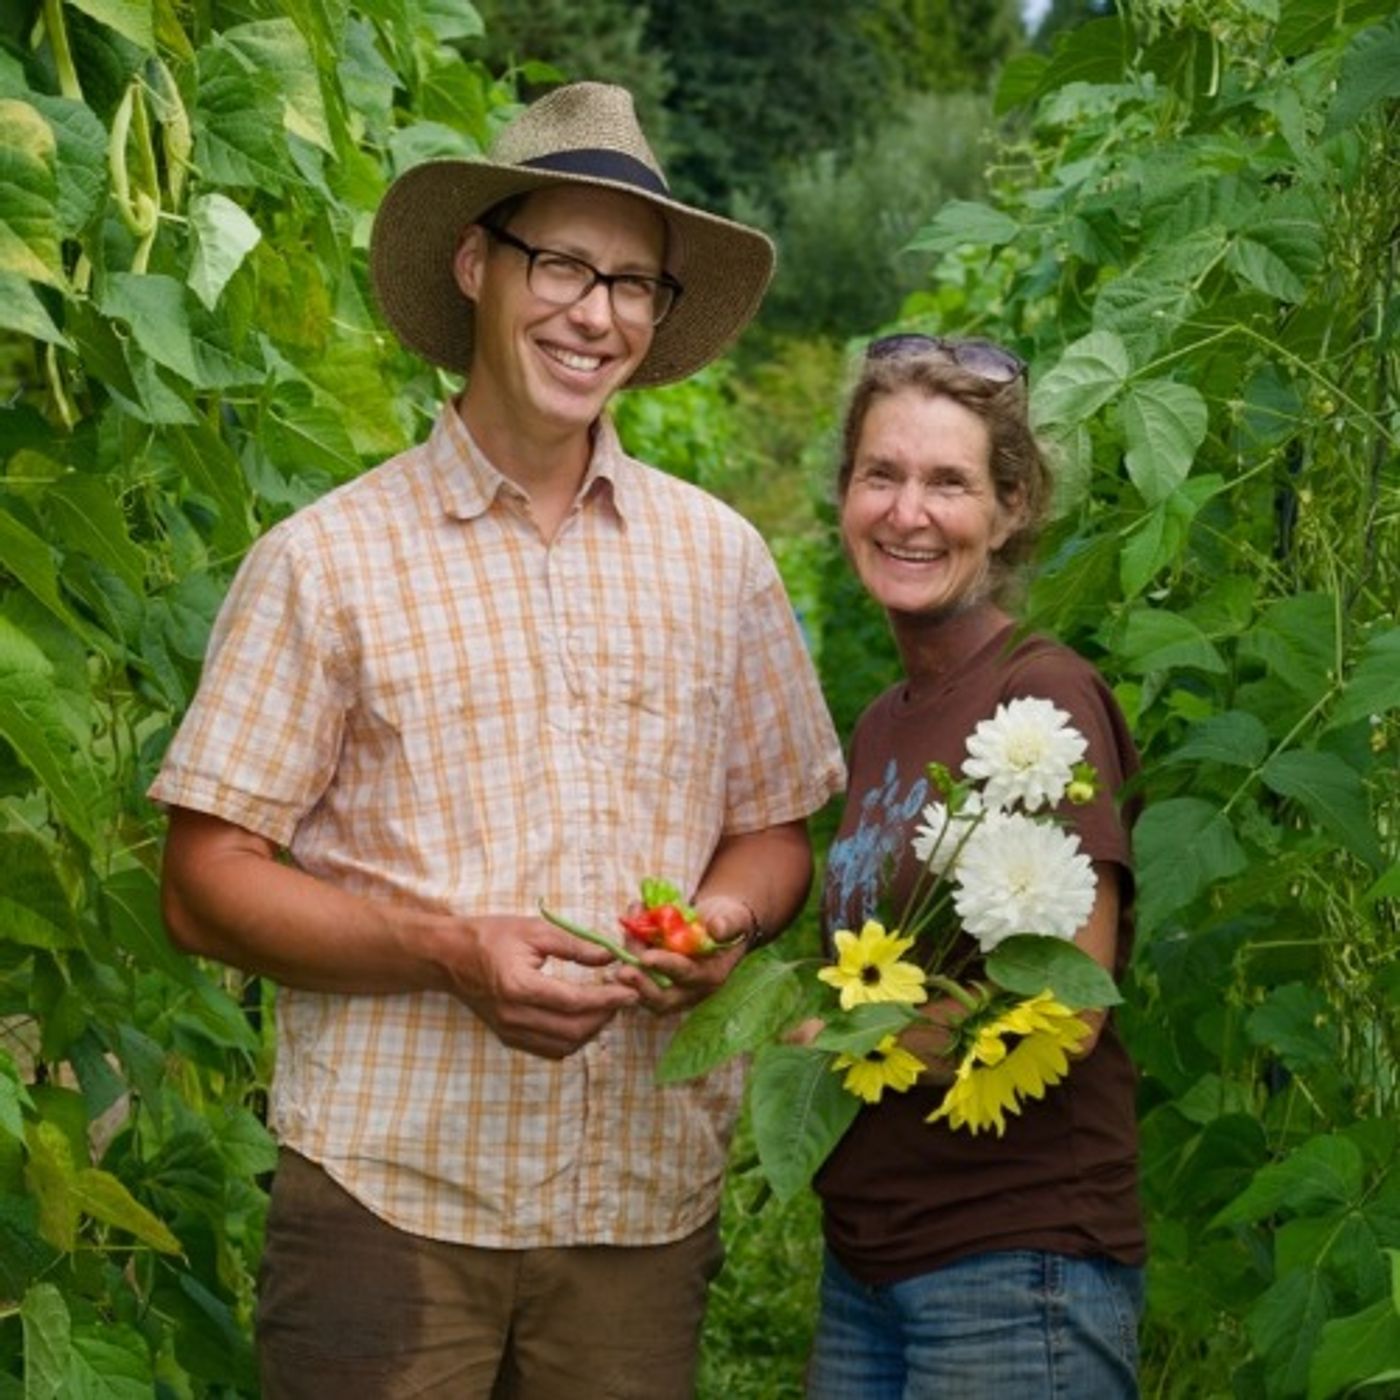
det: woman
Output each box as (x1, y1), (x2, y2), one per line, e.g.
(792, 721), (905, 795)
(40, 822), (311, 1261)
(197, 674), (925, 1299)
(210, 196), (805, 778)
(807, 336), (1145, 1399)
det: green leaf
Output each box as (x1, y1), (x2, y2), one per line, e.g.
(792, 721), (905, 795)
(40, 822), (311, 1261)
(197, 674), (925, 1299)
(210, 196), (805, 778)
(1363, 865), (1400, 907)
(418, 0), (484, 41)
(162, 423), (255, 553)
(0, 502), (92, 638)
(1165, 710), (1270, 769)
(0, 1050), (33, 1141)
(70, 1169), (182, 1253)
(994, 52), (1048, 114)
(1214, 1134), (1365, 1227)
(193, 40), (295, 191)
(0, 616), (103, 850)
(657, 950), (806, 1083)
(100, 273), (265, 389)
(1261, 749), (1384, 870)
(0, 833), (77, 950)
(1249, 1268), (1333, 1400)
(1330, 629), (1400, 729)
(25, 93), (108, 238)
(1324, 15), (1400, 136)
(749, 1044), (860, 1203)
(101, 866), (194, 982)
(812, 1003), (917, 1057)
(220, 18), (333, 152)
(1092, 276), (1198, 362)
(1246, 984), (1339, 1073)
(985, 936), (1123, 1009)
(1118, 608), (1227, 676)
(66, 1324), (154, 1399)
(187, 193), (262, 310)
(263, 385), (362, 482)
(1030, 331), (1130, 428)
(905, 200), (1019, 255)
(1036, 16), (1129, 97)
(0, 1194), (60, 1299)
(1227, 216), (1325, 303)
(0, 99), (63, 288)
(20, 1281), (71, 1400)
(65, 0), (154, 50)
(1308, 1287), (1400, 1400)
(1118, 380), (1209, 506)
(44, 474), (145, 594)
(1242, 593), (1337, 698)
(24, 1120), (78, 1252)
(0, 270), (69, 346)
(1135, 798), (1247, 934)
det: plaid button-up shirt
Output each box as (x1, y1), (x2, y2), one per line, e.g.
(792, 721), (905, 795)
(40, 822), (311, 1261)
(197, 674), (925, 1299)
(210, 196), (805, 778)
(150, 402), (844, 1246)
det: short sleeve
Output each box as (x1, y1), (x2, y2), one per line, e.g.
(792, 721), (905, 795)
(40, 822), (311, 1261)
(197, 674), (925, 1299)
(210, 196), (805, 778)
(721, 540), (845, 833)
(148, 523), (352, 846)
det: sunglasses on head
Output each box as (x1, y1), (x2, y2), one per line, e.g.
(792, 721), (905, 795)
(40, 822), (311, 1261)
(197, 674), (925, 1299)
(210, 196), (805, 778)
(864, 333), (1026, 384)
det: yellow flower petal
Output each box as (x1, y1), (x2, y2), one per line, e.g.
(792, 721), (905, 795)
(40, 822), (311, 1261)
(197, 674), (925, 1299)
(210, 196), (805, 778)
(817, 921), (928, 1011)
(834, 1035), (926, 1104)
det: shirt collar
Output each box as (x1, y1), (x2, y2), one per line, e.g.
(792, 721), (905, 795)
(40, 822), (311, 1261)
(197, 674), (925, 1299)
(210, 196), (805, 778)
(428, 400), (633, 530)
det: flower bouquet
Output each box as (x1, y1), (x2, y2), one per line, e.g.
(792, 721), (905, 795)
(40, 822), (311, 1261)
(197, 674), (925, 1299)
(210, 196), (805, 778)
(655, 696), (1124, 1201)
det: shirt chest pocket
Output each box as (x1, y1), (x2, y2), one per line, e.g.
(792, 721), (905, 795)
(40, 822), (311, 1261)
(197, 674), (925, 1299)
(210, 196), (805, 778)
(593, 636), (726, 780)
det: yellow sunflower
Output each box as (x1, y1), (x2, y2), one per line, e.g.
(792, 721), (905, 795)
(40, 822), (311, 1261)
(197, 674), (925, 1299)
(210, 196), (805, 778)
(817, 921), (929, 1011)
(926, 991), (1089, 1136)
(833, 1035), (926, 1104)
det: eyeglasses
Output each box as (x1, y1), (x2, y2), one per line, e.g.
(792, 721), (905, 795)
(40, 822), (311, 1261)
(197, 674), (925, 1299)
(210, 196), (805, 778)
(865, 333), (1026, 384)
(482, 225), (683, 328)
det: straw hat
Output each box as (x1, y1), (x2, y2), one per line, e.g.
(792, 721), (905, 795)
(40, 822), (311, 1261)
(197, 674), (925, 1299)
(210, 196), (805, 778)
(370, 83), (775, 388)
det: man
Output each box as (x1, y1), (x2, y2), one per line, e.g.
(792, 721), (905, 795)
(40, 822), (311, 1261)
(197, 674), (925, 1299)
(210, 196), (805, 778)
(151, 82), (844, 1397)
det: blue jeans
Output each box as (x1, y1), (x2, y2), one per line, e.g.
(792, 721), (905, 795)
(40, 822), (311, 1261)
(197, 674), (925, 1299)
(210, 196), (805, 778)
(807, 1248), (1143, 1400)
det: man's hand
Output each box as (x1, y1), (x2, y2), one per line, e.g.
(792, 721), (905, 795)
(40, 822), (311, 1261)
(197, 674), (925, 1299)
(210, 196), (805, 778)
(614, 892), (752, 1014)
(431, 913), (638, 1059)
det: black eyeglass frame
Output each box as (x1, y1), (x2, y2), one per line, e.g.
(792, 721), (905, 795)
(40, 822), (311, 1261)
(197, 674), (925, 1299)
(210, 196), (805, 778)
(481, 224), (684, 328)
(865, 332), (1027, 383)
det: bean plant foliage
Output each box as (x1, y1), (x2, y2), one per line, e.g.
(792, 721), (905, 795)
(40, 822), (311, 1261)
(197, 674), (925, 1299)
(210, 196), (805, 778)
(802, 2), (1398, 1395)
(0, 0), (1398, 1396)
(0, 0), (528, 1390)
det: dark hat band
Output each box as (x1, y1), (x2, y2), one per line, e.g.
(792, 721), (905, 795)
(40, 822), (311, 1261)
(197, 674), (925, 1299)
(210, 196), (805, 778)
(522, 149), (669, 197)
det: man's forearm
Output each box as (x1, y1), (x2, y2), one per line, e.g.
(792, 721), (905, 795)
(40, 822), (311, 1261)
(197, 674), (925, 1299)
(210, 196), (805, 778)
(694, 819), (813, 945)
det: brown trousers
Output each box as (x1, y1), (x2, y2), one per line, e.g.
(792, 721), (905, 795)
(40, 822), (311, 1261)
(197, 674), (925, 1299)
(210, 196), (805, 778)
(256, 1150), (723, 1399)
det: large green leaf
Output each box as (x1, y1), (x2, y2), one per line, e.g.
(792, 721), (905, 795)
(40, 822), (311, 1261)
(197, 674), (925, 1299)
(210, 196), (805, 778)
(1246, 983), (1339, 1073)
(263, 385), (362, 482)
(1249, 1268), (1333, 1400)
(985, 935), (1122, 1008)
(161, 423), (255, 553)
(1214, 1134), (1365, 1227)
(1030, 331), (1130, 428)
(1227, 216), (1325, 303)
(44, 475), (145, 594)
(24, 1121), (78, 1253)
(749, 1044), (860, 1203)
(25, 94), (108, 238)
(1324, 15), (1400, 135)
(0, 99), (63, 288)
(1035, 16), (1128, 97)
(1261, 749), (1384, 870)
(1308, 1276), (1400, 1400)
(220, 19), (333, 152)
(1118, 607), (1227, 676)
(0, 1194), (60, 1299)
(0, 833), (77, 950)
(1165, 710), (1270, 770)
(100, 273), (265, 389)
(1241, 593), (1337, 697)
(1329, 629), (1400, 729)
(187, 193), (262, 310)
(21, 1281), (71, 1400)
(0, 615), (103, 850)
(1118, 379), (1209, 506)
(66, 1324), (154, 1399)
(811, 1003), (915, 1057)
(70, 1169), (182, 1253)
(1135, 797), (1247, 934)
(1092, 276), (1198, 362)
(905, 200), (1019, 255)
(193, 40), (295, 191)
(657, 949), (807, 1084)
(66, 0), (154, 50)
(0, 270), (69, 346)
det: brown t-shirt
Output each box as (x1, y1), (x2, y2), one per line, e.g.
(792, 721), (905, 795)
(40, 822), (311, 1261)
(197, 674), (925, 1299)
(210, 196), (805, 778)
(815, 611), (1146, 1284)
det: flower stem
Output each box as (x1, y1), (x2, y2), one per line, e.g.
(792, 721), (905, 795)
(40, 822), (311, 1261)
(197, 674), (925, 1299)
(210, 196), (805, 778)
(538, 903), (672, 989)
(924, 975), (980, 1013)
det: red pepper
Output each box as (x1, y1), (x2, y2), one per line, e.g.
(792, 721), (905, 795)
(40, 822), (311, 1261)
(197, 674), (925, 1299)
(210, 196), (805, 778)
(619, 903), (718, 957)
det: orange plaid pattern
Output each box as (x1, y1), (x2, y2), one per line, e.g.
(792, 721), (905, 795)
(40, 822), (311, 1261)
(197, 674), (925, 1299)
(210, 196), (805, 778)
(151, 403), (844, 1246)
